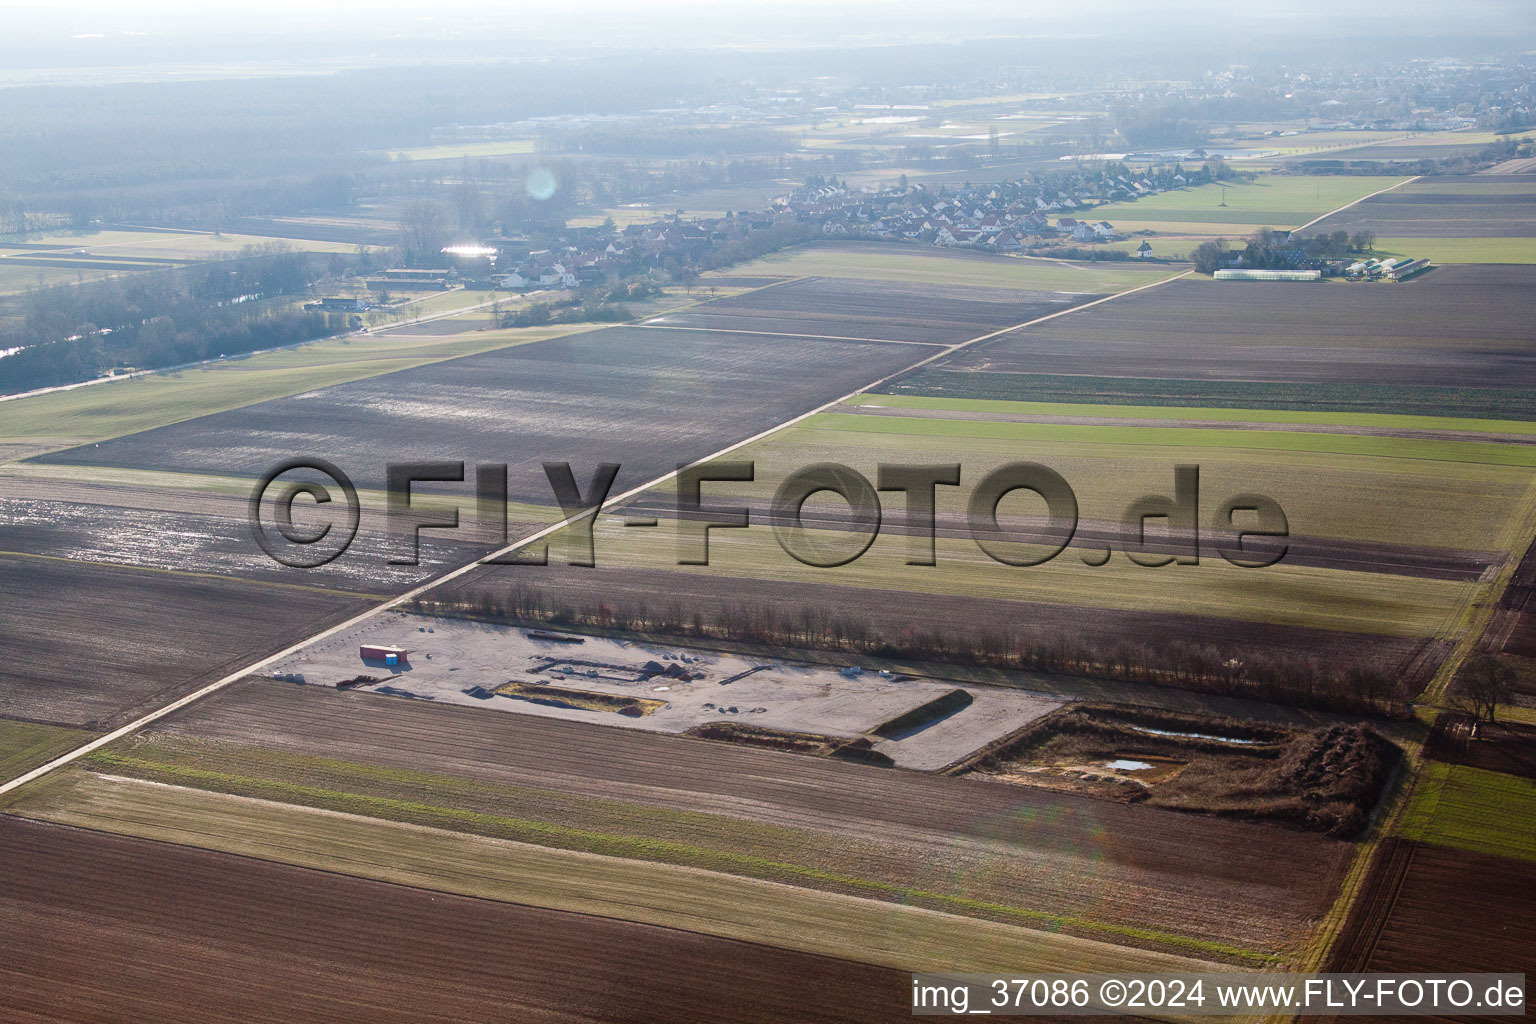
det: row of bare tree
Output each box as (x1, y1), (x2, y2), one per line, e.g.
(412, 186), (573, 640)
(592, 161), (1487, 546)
(412, 585), (1409, 717)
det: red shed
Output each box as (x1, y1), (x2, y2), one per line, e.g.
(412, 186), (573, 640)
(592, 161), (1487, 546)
(360, 645), (410, 665)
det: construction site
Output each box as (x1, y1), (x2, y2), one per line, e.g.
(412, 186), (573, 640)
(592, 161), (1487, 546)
(267, 611), (1063, 772)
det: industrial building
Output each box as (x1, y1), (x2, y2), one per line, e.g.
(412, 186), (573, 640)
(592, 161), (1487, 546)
(1213, 269), (1322, 282)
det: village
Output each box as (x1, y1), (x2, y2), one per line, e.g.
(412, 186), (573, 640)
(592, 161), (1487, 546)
(398, 160), (1215, 293)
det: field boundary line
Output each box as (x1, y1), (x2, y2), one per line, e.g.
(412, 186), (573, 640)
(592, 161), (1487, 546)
(636, 323), (943, 346)
(0, 266), (1191, 798)
(1293, 176), (1421, 233)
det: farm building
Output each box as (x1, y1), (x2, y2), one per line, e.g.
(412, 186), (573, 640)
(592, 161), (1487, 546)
(317, 297), (366, 312)
(359, 644), (411, 666)
(1213, 269), (1321, 282)
(1387, 258), (1430, 280)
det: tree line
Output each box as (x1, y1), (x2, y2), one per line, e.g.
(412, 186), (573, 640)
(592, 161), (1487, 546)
(1191, 227), (1378, 274)
(0, 249), (377, 393)
(412, 584), (1410, 717)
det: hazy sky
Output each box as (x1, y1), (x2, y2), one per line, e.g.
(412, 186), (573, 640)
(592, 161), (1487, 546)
(0, 0), (1529, 76)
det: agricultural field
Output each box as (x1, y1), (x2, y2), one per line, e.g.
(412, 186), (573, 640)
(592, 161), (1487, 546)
(0, 227), (371, 262)
(1332, 840), (1536, 978)
(0, 221), (1527, 1017)
(439, 267), (1536, 708)
(1317, 130), (1536, 163)
(21, 676), (1356, 963)
(2, 245), (1161, 747)
(0, 261), (112, 296)
(0, 226), (383, 297)
(709, 241), (1182, 290)
(0, 322), (583, 448)
(1308, 175), (1536, 238)
(484, 399), (1526, 675)
(0, 817), (908, 1024)
(1088, 175), (1410, 231)
(1373, 236), (1536, 263)
(1398, 761), (1536, 862)
(1223, 129), (1420, 157)
(0, 552), (372, 730)
(387, 138), (537, 161)
(642, 275), (1099, 345)
(0, 719), (93, 782)
(34, 326), (941, 495)
(905, 265), (1536, 394)
(0, 483), (503, 592)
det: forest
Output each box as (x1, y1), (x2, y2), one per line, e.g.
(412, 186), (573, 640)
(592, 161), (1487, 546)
(0, 250), (375, 393)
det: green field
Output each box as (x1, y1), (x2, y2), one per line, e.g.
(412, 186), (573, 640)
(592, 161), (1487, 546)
(585, 521), (1472, 637)
(0, 228), (380, 297)
(0, 720), (94, 784)
(1374, 237), (1536, 264)
(810, 412), (1536, 469)
(530, 397), (1536, 639)
(882, 369), (1536, 422)
(2, 228), (369, 260)
(0, 261), (125, 295)
(388, 139), (537, 162)
(1223, 130), (1416, 155)
(848, 393), (1536, 436)
(719, 244), (1185, 291)
(1399, 762), (1536, 862)
(1091, 176), (1410, 230)
(0, 324), (592, 446)
(802, 407), (1536, 553)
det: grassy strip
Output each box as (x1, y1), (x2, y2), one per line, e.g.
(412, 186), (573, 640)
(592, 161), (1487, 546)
(722, 245), (1180, 291)
(847, 393), (1536, 436)
(9, 770), (1231, 979)
(0, 324), (588, 444)
(581, 514), (1471, 639)
(0, 720), (95, 784)
(1398, 761), (1536, 862)
(1088, 177), (1411, 228)
(82, 749), (1273, 963)
(879, 370), (1536, 423)
(808, 412), (1536, 467)
(1374, 238), (1536, 265)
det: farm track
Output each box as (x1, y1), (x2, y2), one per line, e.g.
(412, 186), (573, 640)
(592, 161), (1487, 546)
(0, 817), (910, 1024)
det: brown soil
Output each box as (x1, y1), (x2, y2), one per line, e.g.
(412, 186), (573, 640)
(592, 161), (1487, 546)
(143, 679), (1356, 953)
(0, 817), (908, 1023)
